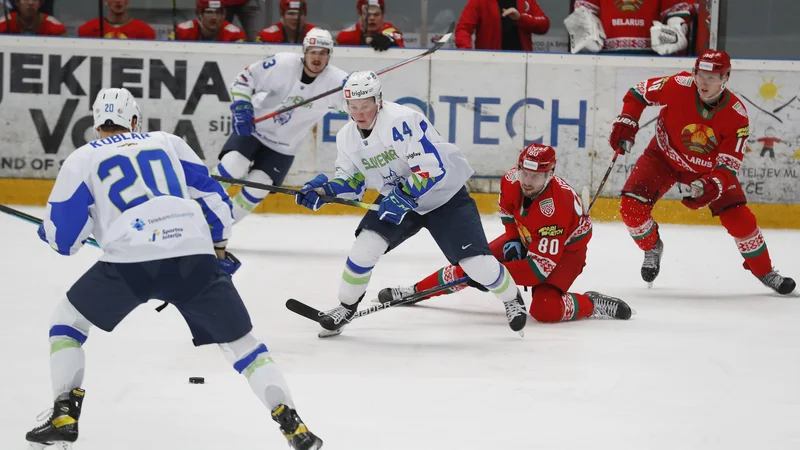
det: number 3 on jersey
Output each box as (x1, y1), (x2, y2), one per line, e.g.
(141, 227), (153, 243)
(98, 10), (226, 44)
(98, 149), (183, 212)
(392, 122), (413, 142)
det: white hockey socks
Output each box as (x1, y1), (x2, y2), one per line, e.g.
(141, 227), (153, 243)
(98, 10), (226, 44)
(459, 255), (518, 302)
(231, 170), (273, 223)
(221, 333), (294, 410)
(48, 299), (91, 400)
(212, 150), (251, 189)
(338, 230), (388, 305)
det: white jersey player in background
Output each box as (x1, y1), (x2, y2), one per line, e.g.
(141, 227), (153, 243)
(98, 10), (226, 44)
(212, 27), (348, 223)
(294, 71), (528, 337)
(25, 88), (323, 450)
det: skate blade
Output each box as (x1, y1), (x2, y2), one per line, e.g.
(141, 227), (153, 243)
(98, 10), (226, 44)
(647, 281), (653, 289)
(317, 328), (343, 338)
(517, 330), (524, 337)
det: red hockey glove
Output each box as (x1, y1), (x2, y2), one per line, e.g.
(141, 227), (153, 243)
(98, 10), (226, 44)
(609, 114), (638, 154)
(681, 176), (723, 210)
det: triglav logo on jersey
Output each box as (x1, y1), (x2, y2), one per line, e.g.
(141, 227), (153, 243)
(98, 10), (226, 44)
(614, 0), (643, 12)
(539, 198), (555, 217)
(681, 124), (718, 154)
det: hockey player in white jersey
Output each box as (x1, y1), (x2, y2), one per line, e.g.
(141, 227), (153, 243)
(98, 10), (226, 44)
(212, 27), (348, 223)
(25, 88), (322, 450)
(294, 71), (528, 337)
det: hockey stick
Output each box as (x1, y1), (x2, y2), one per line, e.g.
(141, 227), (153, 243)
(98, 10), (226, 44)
(286, 276), (471, 334)
(98, 0), (104, 38)
(2, 0), (9, 34)
(171, 0), (177, 39)
(211, 175), (379, 211)
(0, 204), (100, 248)
(251, 22), (456, 124)
(585, 141), (628, 215)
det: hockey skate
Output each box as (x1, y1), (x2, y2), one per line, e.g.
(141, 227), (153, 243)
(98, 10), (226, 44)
(757, 270), (796, 295)
(586, 291), (633, 320)
(376, 284), (419, 305)
(25, 388), (84, 450)
(641, 238), (664, 288)
(503, 290), (528, 336)
(317, 300), (359, 338)
(271, 404), (323, 450)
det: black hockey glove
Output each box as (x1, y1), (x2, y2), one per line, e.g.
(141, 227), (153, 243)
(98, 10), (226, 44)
(369, 33), (396, 51)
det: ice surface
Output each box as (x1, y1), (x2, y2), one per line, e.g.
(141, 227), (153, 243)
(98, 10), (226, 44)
(2, 208), (799, 450)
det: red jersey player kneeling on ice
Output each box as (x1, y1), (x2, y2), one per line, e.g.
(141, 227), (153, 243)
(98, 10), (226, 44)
(379, 144), (633, 322)
(610, 50), (796, 294)
(169, 0), (246, 42)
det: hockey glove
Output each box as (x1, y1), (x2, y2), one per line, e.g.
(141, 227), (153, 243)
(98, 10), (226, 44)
(218, 250), (242, 276)
(378, 185), (417, 225)
(369, 33), (396, 51)
(681, 176), (723, 210)
(650, 18), (689, 56)
(502, 239), (524, 262)
(609, 114), (638, 154)
(295, 174), (334, 211)
(230, 100), (255, 136)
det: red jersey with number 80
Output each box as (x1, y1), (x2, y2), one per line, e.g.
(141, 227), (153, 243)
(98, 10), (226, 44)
(498, 171), (592, 281)
(621, 71), (750, 194)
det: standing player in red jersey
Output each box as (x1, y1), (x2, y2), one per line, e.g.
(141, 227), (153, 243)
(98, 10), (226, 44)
(609, 50), (796, 294)
(336, 0), (404, 51)
(0, 0), (66, 35)
(78, 0), (155, 39)
(379, 144), (633, 322)
(257, 0), (316, 44)
(170, 0), (246, 42)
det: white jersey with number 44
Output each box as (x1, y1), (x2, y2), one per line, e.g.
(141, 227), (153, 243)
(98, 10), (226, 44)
(335, 101), (474, 214)
(230, 52), (349, 156)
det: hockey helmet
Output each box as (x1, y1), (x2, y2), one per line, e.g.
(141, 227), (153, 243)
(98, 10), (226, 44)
(344, 71), (382, 106)
(357, 0), (385, 14)
(303, 28), (334, 55)
(280, 0), (307, 15)
(518, 143), (557, 173)
(694, 50), (731, 74)
(196, 0), (223, 11)
(93, 88), (142, 133)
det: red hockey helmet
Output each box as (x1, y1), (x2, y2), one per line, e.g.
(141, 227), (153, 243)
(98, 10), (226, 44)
(280, 0), (307, 14)
(694, 50), (731, 74)
(197, 0), (223, 11)
(518, 143), (557, 173)
(357, 0), (385, 13)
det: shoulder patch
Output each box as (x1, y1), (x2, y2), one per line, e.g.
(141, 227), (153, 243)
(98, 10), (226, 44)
(674, 75), (693, 87)
(732, 101), (748, 118)
(178, 20), (195, 29)
(225, 23), (242, 32)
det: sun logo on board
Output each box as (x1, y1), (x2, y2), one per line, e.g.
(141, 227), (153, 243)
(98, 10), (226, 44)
(757, 76), (783, 103)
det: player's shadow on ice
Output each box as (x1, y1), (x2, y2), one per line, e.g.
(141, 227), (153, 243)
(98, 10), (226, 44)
(633, 288), (796, 300)
(227, 247), (346, 260)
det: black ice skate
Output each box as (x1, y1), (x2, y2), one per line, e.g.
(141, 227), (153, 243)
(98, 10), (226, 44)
(587, 291), (633, 320)
(25, 388), (85, 450)
(317, 300), (360, 337)
(376, 284), (418, 305)
(271, 404), (323, 450)
(758, 270), (796, 295)
(503, 290), (528, 336)
(641, 238), (664, 287)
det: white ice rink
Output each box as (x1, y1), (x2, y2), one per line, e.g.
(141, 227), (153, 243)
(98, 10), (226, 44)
(2, 208), (800, 450)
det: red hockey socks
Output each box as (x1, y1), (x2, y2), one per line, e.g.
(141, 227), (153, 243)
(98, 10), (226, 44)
(529, 285), (594, 323)
(718, 205), (772, 277)
(414, 265), (469, 300)
(620, 194), (660, 251)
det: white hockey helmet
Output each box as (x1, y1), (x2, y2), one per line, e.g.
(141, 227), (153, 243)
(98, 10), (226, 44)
(343, 70), (382, 110)
(303, 28), (334, 55)
(93, 88), (142, 133)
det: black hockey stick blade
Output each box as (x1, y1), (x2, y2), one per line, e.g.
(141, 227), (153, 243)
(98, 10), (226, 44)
(286, 299), (324, 323)
(212, 175), (379, 211)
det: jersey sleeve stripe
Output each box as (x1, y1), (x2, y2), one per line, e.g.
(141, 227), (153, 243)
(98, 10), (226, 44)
(45, 182), (95, 255)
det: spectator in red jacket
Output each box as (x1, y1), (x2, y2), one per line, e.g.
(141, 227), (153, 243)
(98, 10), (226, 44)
(257, 0), (316, 44)
(170, 0), (246, 42)
(456, 0), (550, 51)
(336, 0), (404, 51)
(0, 0), (66, 35)
(78, 0), (155, 39)
(223, 0), (263, 41)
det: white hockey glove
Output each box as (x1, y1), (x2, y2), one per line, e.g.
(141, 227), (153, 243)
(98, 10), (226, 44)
(650, 17), (689, 55)
(564, 7), (605, 54)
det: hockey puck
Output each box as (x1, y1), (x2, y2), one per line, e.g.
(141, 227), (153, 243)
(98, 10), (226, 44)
(189, 377), (205, 384)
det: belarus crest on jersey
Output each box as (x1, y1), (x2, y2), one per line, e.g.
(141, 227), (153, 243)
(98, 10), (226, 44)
(615, 0), (643, 12)
(539, 198), (555, 217)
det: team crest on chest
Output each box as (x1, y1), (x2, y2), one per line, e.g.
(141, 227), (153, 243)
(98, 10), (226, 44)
(539, 198), (555, 217)
(681, 124), (718, 154)
(615, 0), (643, 12)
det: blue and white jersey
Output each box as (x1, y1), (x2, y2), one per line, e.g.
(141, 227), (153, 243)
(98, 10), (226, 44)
(39, 131), (233, 263)
(230, 52), (348, 156)
(332, 102), (474, 214)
